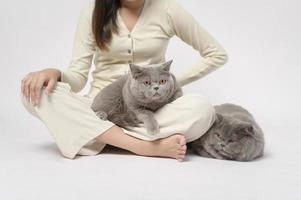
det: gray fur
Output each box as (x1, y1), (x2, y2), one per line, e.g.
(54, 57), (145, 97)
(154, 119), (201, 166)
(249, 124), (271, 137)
(91, 59), (183, 135)
(189, 103), (265, 161)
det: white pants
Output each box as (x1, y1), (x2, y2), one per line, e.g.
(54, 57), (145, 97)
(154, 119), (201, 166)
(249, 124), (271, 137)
(20, 82), (216, 159)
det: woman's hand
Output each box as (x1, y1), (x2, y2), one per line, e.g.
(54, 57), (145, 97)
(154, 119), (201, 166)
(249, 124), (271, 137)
(21, 68), (61, 106)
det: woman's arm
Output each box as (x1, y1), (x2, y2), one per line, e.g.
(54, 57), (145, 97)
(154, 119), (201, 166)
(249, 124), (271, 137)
(60, 3), (96, 93)
(165, 0), (228, 87)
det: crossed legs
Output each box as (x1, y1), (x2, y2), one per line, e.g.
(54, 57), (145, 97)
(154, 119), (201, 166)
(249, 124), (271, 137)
(21, 82), (215, 161)
(96, 124), (187, 161)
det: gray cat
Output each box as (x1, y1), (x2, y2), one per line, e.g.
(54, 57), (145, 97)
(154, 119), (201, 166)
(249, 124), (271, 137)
(189, 103), (265, 161)
(91, 60), (183, 135)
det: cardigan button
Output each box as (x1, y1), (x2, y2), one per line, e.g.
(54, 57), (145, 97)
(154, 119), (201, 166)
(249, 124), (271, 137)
(127, 34), (131, 38)
(127, 49), (132, 54)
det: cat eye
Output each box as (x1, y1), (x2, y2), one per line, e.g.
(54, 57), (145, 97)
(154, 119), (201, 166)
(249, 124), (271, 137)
(143, 81), (151, 85)
(215, 133), (221, 139)
(159, 79), (166, 84)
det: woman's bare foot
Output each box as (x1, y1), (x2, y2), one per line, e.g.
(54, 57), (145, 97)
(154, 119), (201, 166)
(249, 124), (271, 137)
(148, 134), (187, 161)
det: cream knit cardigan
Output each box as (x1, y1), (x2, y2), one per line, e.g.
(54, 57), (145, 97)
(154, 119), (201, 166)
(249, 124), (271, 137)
(60, 0), (228, 98)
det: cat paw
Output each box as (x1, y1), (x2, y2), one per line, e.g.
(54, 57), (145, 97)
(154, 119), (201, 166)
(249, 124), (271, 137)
(133, 118), (143, 125)
(96, 111), (108, 120)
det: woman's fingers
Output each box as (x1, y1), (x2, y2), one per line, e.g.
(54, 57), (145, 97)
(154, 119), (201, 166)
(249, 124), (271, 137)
(21, 68), (60, 105)
(23, 77), (31, 102)
(22, 74), (30, 101)
(34, 78), (45, 105)
(45, 78), (56, 95)
(30, 78), (37, 105)
(21, 77), (26, 97)
(21, 71), (45, 106)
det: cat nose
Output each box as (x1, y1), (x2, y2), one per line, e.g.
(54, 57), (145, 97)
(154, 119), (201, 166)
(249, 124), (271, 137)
(154, 87), (159, 90)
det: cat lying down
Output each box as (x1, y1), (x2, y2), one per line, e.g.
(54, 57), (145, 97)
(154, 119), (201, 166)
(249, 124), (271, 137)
(188, 103), (265, 161)
(91, 59), (183, 135)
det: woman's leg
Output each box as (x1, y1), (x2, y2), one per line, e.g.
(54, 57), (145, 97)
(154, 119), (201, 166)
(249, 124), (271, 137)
(95, 92), (216, 161)
(119, 93), (216, 144)
(96, 125), (187, 161)
(20, 82), (187, 161)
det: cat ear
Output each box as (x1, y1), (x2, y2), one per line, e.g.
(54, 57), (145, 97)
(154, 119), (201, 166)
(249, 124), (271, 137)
(129, 64), (144, 79)
(236, 123), (254, 135)
(243, 124), (254, 135)
(161, 59), (173, 71)
(215, 113), (223, 123)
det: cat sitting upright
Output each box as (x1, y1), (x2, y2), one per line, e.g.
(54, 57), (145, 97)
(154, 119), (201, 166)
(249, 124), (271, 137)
(91, 59), (183, 135)
(189, 103), (265, 161)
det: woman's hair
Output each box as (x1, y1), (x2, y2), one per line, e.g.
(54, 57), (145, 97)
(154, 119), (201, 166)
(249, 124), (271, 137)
(92, 0), (121, 51)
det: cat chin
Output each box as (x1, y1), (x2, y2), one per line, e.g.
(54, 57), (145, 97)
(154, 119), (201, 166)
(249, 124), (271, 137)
(144, 93), (162, 100)
(148, 97), (162, 102)
(152, 94), (161, 99)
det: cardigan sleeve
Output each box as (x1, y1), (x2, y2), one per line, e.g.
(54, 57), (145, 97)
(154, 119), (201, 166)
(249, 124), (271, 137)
(60, 3), (96, 93)
(165, 0), (228, 87)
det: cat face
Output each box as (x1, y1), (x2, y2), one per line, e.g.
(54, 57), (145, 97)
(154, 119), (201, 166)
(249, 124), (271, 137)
(205, 113), (255, 160)
(128, 60), (175, 102)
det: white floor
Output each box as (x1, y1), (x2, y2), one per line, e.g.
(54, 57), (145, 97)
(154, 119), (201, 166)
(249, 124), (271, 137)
(1, 107), (300, 200)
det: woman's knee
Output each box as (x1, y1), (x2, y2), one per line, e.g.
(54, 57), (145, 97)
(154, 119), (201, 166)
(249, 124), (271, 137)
(20, 92), (40, 118)
(178, 93), (216, 141)
(177, 93), (215, 112)
(168, 93), (216, 120)
(188, 93), (215, 119)
(20, 82), (73, 118)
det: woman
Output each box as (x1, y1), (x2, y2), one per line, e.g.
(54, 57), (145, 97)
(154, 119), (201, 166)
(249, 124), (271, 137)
(20, 0), (228, 161)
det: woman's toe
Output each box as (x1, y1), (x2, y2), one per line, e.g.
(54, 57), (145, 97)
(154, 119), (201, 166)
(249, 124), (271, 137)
(177, 150), (186, 155)
(177, 154), (185, 161)
(180, 144), (187, 151)
(179, 135), (186, 146)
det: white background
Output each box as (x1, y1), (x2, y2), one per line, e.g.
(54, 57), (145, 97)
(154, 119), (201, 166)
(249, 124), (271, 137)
(1, 0), (300, 199)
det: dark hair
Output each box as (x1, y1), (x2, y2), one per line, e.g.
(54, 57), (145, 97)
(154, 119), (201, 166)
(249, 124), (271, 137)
(92, 0), (121, 51)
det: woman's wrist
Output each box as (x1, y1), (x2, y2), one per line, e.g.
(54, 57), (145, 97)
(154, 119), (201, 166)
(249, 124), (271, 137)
(46, 68), (61, 81)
